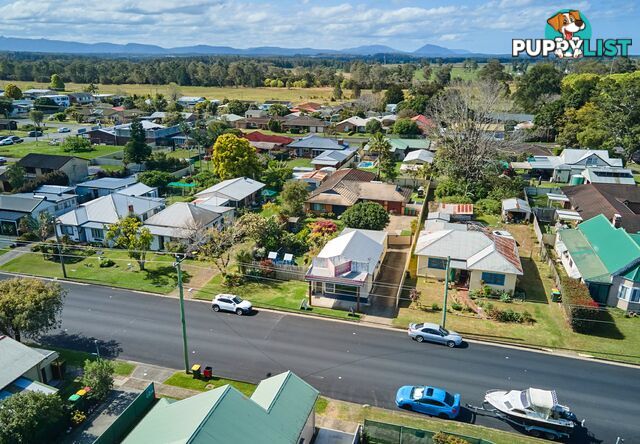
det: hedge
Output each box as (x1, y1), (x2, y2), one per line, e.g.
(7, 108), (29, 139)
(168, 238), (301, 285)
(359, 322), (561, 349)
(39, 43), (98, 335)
(559, 275), (607, 333)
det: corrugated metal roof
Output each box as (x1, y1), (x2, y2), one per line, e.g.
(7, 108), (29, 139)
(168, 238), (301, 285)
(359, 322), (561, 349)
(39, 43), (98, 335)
(0, 336), (53, 390)
(196, 177), (265, 201)
(559, 228), (611, 283)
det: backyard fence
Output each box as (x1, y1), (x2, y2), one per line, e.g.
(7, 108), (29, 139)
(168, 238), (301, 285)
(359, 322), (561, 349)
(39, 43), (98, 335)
(93, 382), (156, 444)
(247, 260), (307, 281)
(362, 420), (494, 444)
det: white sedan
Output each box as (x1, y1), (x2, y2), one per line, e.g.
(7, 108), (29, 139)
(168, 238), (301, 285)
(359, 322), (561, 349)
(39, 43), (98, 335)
(211, 294), (253, 315)
(57, 127), (71, 133)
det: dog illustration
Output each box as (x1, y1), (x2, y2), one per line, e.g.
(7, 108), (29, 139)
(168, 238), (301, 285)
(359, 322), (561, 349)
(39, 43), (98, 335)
(547, 10), (585, 58)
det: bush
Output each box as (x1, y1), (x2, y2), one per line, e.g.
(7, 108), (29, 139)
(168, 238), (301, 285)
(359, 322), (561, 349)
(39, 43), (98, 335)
(433, 432), (471, 444)
(451, 302), (463, 311)
(434, 178), (466, 199)
(499, 291), (512, 303)
(438, 195), (473, 204)
(99, 258), (115, 268)
(487, 307), (535, 324)
(342, 202), (390, 230)
(560, 274), (605, 333)
(19, 232), (40, 242)
(222, 272), (244, 287)
(62, 136), (94, 153)
(431, 302), (440, 311)
(145, 152), (189, 172)
(475, 198), (501, 215)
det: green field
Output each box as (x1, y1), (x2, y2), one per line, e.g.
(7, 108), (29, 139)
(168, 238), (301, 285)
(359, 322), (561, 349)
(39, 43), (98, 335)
(0, 80), (341, 103)
(0, 141), (121, 159)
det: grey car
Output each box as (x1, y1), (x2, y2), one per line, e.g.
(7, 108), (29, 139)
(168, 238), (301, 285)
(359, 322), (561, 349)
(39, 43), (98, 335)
(408, 322), (462, 347)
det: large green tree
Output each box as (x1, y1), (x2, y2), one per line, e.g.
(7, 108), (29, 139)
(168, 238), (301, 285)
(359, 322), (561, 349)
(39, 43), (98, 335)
(390, 118), (420, 136)
(4, 83), (22, 99)
(123, 119), (152, 167)
(383, 84), (405, 106)
(367, 132), (394, 180)
(261, 161), (293, 191)
(211, 133), (261, 179)
(61, 136), (93, 153)
(6, 163), (26, 190)
(0, 391), (66, 444)
(29, 110), (44, 141)
(513, 63), (563, 112)
(49, 73), (65, 90)
(0, 278), (66, 342)
(342, 202), (390, 231)
(106, 216), (153, 270)
(0, 98), (13, 118)
(478, 59), (512, 83)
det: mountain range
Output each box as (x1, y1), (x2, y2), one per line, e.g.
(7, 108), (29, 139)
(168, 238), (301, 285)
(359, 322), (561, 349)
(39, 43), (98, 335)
(0, 36), (477, 57)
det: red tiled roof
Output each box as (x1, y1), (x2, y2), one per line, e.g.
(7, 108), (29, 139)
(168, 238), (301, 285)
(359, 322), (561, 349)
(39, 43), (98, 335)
(411, 115), (435, 128)
(485, 230), (524, 273)
(429, 202), (474, 215)
(112, 106), (125, 112)
(242, 131), (294, 145)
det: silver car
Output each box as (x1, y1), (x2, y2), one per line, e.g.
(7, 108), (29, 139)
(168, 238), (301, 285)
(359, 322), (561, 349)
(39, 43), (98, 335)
(211, 294), (253, 315)
(408, 322), (462, 347)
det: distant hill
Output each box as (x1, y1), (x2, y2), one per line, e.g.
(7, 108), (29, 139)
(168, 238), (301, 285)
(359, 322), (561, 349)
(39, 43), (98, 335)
(0, 36), (485, 57)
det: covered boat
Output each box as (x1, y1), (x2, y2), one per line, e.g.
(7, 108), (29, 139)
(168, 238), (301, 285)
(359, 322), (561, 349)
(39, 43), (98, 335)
(483, 388), (578, 439)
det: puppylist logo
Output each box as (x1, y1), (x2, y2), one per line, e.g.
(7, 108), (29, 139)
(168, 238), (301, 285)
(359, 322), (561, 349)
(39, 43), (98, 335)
(512, 9), (632, 58)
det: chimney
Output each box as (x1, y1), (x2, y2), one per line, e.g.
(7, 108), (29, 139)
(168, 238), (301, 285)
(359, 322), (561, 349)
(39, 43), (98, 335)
(128, 204), (134, 214)
(612, 213), (622, 228)
(337, 138), (344, 146)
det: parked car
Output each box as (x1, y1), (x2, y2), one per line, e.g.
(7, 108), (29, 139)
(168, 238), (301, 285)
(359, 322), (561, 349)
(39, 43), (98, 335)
(0, 138), (13, 146)
(57, 127), (71, 133)
(76, 127), (88, 134)
(27, 130), (43, 137)
(407, 322), (462, 347)
(0, 135), (23, 145)
(211, 294), (253, 315)
(0, 156), (6, 165)
(395, 385), (461, 419)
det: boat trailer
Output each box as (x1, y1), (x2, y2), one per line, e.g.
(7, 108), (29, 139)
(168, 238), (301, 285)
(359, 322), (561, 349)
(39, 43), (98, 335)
(466, 402), (576, 441)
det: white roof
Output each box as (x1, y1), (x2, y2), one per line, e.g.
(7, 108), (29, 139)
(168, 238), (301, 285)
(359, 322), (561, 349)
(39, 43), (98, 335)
(317, 228), (387, 274)
(502, 198), (531, 213)
(58, 194), (164, 226)
(77, 176), (138, 190)
(116, 182), (156, 197)
(0, 336), (55, 390)
(560, 149), (622, 167)
(195, 177), (265, 201)
(144, 203), (221, 238)
(415, 225), (523, 275)
(35, 185), (76, 195)
(555, 209), (583, 221)
(221, 113), (244, 122)
(546, 193), (569, 202)
(115, 120), (165, 130)
(581, 167), (635, 185)
(403, 149), (434, 164)
(311, 148), (356, 166)
(337, 116), (370, 127)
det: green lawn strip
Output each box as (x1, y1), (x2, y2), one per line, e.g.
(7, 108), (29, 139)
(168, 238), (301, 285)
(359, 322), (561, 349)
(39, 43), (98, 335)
(194, 274), (357, 320)
(0, 141), (121, 159)
(319, 397), (545, 444)
(30, 345), (135, 377)
(0, 249), (181, 294)
(163, 372), (256, 397)
(165, 148), (199, 159)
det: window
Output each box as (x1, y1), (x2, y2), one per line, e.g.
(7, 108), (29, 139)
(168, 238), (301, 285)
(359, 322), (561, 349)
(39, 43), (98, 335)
(428, 258), (447, 270)
(311, 203), (324, 211)
(90, 228), (103, 240)
(62, 225), (74, 235)
(618, 285), (640, 302)
(481, 272), (506, 286)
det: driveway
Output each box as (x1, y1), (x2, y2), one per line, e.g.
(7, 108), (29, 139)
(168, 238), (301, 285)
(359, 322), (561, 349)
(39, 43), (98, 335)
(364, 248), (409, 319)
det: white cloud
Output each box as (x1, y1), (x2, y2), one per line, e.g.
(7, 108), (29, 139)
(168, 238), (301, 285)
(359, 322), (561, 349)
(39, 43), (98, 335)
(438, 33), (462, 41)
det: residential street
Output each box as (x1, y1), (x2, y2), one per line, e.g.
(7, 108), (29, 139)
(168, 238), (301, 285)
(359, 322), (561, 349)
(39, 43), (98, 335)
(20, 276), (640, 443)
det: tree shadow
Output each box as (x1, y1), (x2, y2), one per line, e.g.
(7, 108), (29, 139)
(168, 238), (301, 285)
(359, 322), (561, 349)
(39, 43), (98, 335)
(143, 266), (191, 287)
(398, 276), (417, 309)
(37, 331), (123, 360)
(516, 257), (550, 304)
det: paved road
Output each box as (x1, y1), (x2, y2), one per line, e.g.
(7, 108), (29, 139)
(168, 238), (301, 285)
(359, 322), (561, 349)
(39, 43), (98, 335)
(25, 278), (640, 443)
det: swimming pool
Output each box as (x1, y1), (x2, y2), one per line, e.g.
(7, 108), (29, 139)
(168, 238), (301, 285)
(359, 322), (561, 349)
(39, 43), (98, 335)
(358, 161), (375, 168)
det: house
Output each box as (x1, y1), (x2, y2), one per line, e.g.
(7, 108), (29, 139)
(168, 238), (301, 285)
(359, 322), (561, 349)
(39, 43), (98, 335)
(562, 184), (640, 233)
(288, 135), (348, 158)
(220, 113), (245, 124)
(305, 168), (410, 215)
(415, 223), (523, 293)
(400, 149), (434, 172)
(143, 112), (196, 124)
(115, 182), (159, 198)
(195, 177), (265, 209)
(177, 96), (207, 108)
(242, 131), (294, 146)
(0, 336), (60, 401)
(14, 187), (78, 217)
(501, 198), (532, 223)
(88, 121), (182, 146)
(334, 116), (370, 133)
(311, 148), (357, 170)
(144, 202), (227, 250)
(294, 169), (333, 191)
(385, 103), (398, 113)
(282, 115), (327, 133)
(242, 131), (294, 158)
(580, 167), (635, 185)
(0, 195), (58, 236)
(40, 94), (70, 108)
(22, 88), (55, 98)
(411, 115), (435, 133)
(234, 115), (282, 130)
(427, 202), (474, 221)
(306, 228), (387, 305)
(16, 153), (89, 184)
(555, 214), (640, 311)
(0, 119), (18, 130)
(363, 138), (431, 160)
(68, 92), (95, 105)
(291, 101), (322, 113)
(122, 371), (318, 444)
(75, 176), (146, 200)
(245, 109), (268, 118)
(517, 149), (624, 183)
(56, 194), (164, 243)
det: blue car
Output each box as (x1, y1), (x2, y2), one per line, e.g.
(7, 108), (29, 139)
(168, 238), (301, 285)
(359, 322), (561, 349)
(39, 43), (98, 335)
(395, 385), (461, 419)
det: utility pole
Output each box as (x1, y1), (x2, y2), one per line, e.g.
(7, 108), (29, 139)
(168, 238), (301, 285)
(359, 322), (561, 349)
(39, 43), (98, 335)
(52, 217), (67, 278)
(174, 255), (190, 373)
(441, 256), (451, 329)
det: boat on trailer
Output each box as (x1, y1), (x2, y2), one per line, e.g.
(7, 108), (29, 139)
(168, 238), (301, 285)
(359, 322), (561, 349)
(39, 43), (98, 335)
(467, 388), (581, 440)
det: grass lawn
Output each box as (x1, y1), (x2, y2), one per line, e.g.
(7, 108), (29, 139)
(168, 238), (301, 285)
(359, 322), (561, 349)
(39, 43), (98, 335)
(0, 80), (344, 103)
(285, 157), (313, 168)
(194, 274), (358, 320)
(166, 148), (199, 160)
(32, 345), (135, 377)
(163, 372), (256, 397)
(0, 141), (121, 159)
(0, 249), (186, 294)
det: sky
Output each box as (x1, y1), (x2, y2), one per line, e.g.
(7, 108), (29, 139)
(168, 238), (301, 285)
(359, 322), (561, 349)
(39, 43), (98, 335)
(0, 0), (638, 53)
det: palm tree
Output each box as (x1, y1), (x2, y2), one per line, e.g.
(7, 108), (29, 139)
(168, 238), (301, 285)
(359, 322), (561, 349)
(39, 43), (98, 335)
(367, 132), (392, 180)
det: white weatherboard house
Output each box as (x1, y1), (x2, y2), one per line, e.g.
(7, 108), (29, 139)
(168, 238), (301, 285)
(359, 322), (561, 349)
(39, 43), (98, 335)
(195, 177), (265, 209)
(401, 149), (434, 172)
(516, 149), (624, 183)
(144, 202), (227, 251)
(57, 194), (164, 243)
(415, 222), (523, 293)
(306, 228), (387, 305)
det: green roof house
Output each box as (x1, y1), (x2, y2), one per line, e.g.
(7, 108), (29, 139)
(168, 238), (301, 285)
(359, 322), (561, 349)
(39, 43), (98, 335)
(364, 137), (431, 160)
(122, 371), (319, 444)
(556, 214), (640, 311)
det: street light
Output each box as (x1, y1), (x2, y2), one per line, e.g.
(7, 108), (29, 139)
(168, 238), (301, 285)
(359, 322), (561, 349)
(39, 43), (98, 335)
(94, 339), (100, 359)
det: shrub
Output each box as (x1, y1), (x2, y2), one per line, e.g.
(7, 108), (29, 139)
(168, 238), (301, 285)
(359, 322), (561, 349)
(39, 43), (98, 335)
(434, 178), (465, 199)
(222, 272), (244, 287)
(431, 303), (440, 311)
(499, 291), (512, 303)
(475, 198), (501, 215)
(433, 432), (471, 444)
(99, 258), (115, 268)
(451, 302), (463, 311)
(438, 195), (472, 204)
(560, 274), (605, 333)
(71, 410), (86, 426)
(487, 307), (535, 324)
(62, 136), (94, 153)
(19, 232), (40, 242)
